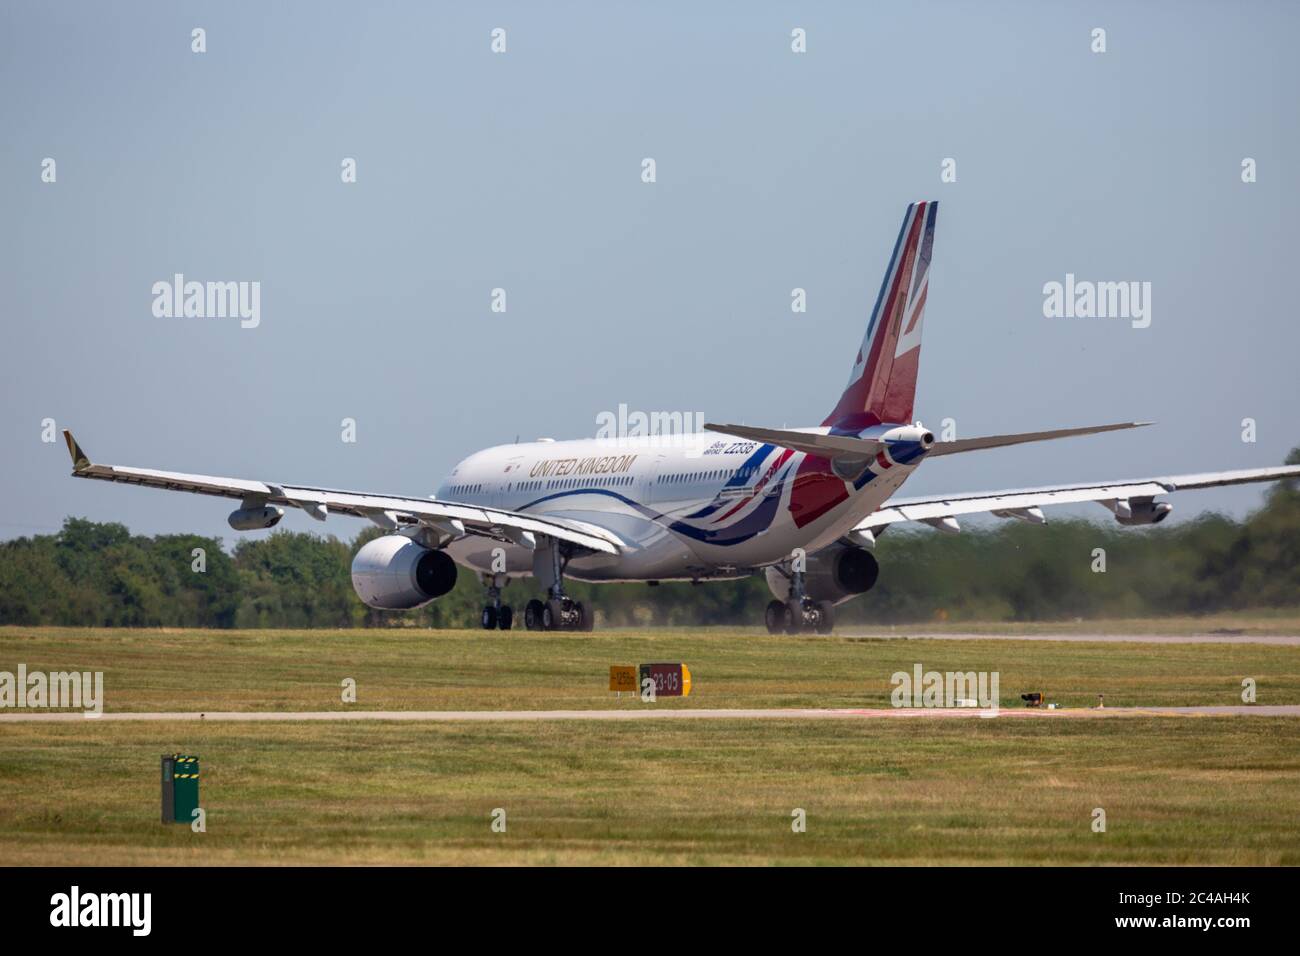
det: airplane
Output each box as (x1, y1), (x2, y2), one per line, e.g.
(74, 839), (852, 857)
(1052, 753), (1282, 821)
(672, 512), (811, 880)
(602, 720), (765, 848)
(62, 201), (1300, 633)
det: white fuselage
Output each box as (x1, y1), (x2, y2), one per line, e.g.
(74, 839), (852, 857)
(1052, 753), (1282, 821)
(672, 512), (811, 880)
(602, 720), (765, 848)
(437, 429), (927, 582)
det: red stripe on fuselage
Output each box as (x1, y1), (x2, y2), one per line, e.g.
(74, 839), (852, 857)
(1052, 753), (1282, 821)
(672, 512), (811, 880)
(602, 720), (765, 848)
(789, 454), (850, 528)
(711, 448), (794, 524)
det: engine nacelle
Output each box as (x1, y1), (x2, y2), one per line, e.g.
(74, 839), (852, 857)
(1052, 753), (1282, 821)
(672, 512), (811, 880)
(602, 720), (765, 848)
(351, 535), (458, 610)
(1112, 498), (1173, 526)
(766, 544), (880, 606)
(228, 506), (284, 531)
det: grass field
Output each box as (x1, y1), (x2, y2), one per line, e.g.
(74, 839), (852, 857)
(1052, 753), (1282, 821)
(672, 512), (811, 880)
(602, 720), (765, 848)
(1, 619), (1298, 865)
(3, 718), (1298, 865)
(2, 619), (1299, 712)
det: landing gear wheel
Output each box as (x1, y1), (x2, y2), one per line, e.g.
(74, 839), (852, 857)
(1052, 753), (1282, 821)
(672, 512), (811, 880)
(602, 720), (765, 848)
(575, 601), (594, 632)
(524, 599), (544, 631)
(815, 601), (835, 635)
(784, 600), (803, 635)
(480, 605), (498, 630)
(764, 600), (787, 635)
(543, 599), (563, 631)
(498, 605), (513, 631)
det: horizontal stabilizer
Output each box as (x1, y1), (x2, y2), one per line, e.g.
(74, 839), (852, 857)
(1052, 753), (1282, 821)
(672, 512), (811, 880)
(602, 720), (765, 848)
(704, 423), (886, 459)
(927, 422), (1152, 457)
(705, 421), (1145, 463)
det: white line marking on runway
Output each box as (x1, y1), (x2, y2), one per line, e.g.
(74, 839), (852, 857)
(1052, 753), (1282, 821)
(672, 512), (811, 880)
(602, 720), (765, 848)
(1, 705), (1297, 723)
(839, 632), (1300, 644)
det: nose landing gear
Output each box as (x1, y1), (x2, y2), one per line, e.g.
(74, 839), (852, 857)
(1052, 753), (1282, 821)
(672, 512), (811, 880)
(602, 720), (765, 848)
(480, 578), (513, 630)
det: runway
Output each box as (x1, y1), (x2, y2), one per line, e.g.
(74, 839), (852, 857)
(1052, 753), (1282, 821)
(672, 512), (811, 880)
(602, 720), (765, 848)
(2, 704), (1297, 723)
(840, 632), (1300, 644)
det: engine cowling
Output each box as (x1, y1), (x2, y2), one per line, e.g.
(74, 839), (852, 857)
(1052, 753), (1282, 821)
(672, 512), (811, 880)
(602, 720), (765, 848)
(1112, 498), (1173, 526)
(765, 544), (880, 606)
(351, 535), (458, 609)
(228, 506), (284, 531)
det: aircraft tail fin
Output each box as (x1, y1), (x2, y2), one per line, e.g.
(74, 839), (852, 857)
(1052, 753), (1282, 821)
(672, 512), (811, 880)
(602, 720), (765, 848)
(823, 201), (937, 430)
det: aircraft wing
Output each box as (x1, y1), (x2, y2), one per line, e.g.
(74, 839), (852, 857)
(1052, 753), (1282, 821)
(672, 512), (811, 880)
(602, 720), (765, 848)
(61, 431), (623, 555)
(857, 465), (1300, 530)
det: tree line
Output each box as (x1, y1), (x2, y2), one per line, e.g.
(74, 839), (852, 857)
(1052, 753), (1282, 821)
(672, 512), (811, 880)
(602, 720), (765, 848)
(2, 451), (1296, 629)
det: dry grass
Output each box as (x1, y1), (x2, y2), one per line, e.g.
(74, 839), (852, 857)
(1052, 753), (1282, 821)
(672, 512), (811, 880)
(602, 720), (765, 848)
(1, 718), (1297, 865)
(0, 621), (1298, 712)
(1, 620), (1297, 865)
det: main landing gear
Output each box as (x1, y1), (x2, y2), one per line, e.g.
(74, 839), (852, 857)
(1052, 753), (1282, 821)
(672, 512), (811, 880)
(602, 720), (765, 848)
(764, 566), (835, 635)
(764, 598), (834, 635)
(522, 541), (594, 632)
(523, 596), (592, 632)
(480, 579), (513, 630)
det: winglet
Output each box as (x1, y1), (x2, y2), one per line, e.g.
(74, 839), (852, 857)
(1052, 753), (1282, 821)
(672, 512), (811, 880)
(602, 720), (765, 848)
(62, 429), (91, 472)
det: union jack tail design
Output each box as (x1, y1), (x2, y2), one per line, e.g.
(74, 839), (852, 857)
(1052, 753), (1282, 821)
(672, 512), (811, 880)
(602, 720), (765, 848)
(823, 201), (937, 430)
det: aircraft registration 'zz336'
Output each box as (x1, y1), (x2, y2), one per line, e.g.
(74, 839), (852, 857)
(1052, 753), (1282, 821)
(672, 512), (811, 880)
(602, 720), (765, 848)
(64, 202), (1300, 633)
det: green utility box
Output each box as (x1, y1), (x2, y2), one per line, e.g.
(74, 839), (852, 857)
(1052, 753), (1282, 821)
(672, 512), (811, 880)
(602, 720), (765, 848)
(161, 754), (200, 824)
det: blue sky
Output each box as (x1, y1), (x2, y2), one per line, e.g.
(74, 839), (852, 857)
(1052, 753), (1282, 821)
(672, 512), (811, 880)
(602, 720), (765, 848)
(2, 1), (1296, 545)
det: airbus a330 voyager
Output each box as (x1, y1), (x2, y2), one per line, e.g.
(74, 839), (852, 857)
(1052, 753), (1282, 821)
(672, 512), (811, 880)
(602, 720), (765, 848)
(63, 202), (1300, 633)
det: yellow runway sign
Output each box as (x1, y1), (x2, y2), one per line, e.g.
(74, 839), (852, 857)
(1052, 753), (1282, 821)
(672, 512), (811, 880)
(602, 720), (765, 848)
(609, 665), (638, 693)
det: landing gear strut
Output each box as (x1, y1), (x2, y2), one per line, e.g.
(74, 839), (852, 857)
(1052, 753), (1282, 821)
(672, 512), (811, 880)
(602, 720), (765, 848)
(523, 540), (594, 632)
(480, 578), (513, 631)
(765, 566), (835, 635)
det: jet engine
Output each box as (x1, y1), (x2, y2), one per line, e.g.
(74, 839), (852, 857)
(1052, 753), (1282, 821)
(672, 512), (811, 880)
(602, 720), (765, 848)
(1109, 498), (1173, 526)
(765, 544), (880, 606)
(351, 534), (458, 609)
(228, 506), (284, 530)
